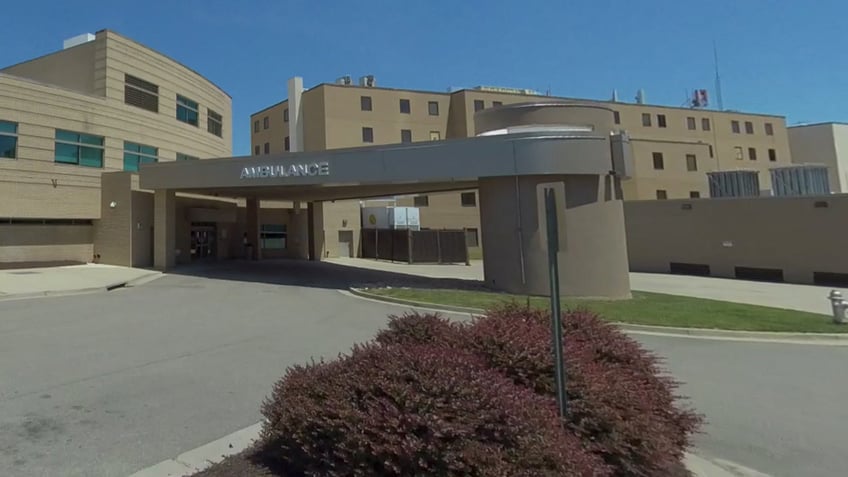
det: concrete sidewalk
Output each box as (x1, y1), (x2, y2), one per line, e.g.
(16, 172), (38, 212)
(0, 263), (162, 301)
(325, 257), (845, 315)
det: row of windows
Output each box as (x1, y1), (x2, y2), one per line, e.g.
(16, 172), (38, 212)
(412, 192), (477, 208)
(254, 127), (445, 154)
(0, 120), (197, 170)
(361, 96), (441, 116)
(473, 99), (503, 112)
(628, 111), (775, 136)
(656, 190), (701, 200)
(651, 147), (777, 171)
(124, 74), (223, 138)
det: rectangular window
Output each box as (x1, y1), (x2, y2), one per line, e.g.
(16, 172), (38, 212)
(283, 108), (289, 122)
(765, 122), (774, 136)
(401, 129), (412, 143)
(0, 120), (18, 159)
(284, 136), (290, 151)
(656, 190), (668, 200)
(429, 131), (441, 141)
(613, 111), (620, 124)
(254, 145), (260, 155)
(768, 148), (777, 162)
(465, 228), (479, 247)
(122, 141), (157, 172)
(708, 145), (714, 157)
(734, 146), (744, 160)
(687, 117), (696, 130)
(428, 101), (439, 116)
(748, 147), (757, 160)
(124, 74), (159, 113)
(474, 100), (485, 112)
(207, 109), (223, 137)
(702, 117), (711, 131)
(731, 120), (740, 133)
(657, 114), (667, 128)
(55, 130), (104, 168)
(264, 142), (270, 154)
(689, 191), (701, 198)
(399, 99), (410, 114)
(413, 195), (429, 207)
(686, 154), (697, 171)
(652, 152), (664, 170)
(176, 153), (198, 161)
(253, 120), (259, 133)
(176, 95), (199, 126)
(362, 127), (374, 143)
(745, 121), (754, 134)
(460, 191), (476, 207)
(492, 101), (503, 107)
(361, 96), (372, 111)
(263, 116), (269, 130)
(260, 224), (287, 250)
(642, 113), (652, 127)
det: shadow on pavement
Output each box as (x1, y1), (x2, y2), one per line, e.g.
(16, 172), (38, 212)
(168, 259), (491, 292)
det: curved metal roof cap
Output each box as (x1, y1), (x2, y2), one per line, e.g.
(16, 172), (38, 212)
(477, 101), (615, 115)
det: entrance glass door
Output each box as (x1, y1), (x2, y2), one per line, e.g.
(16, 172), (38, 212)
(190, 223), (216, 260)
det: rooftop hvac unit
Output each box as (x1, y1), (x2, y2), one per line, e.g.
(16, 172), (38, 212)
(707, 170), (761, 198)
(336, 75), (353, 85)
(359, 75), (376, 87)
(769, 165), (831, 197)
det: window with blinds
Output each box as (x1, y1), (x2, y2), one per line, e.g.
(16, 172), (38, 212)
(124, 74), (159, 113)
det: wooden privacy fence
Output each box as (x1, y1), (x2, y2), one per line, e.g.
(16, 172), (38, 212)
(360, 228), (469, 264)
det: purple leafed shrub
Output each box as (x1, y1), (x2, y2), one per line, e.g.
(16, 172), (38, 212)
(261, 343), (607, 477)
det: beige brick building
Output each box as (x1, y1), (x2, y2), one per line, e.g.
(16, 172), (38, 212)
(250, 78), (791, 257)
(0, 30), (232, 264)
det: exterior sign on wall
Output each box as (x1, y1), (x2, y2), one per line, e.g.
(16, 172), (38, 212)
(240, 162), (329, 179)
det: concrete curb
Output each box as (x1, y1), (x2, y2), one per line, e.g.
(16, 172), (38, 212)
(0, 271), (163, 303)
(347, 287), (848, 342)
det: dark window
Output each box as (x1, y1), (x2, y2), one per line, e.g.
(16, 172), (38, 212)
(399, 99), (410, 114)
(263, 116), (269, 130)
(0, 120), (17, 159)
(652, 152), (664, 170)
(709, 145), (714, 157)
(731, 120), (740, 133)
(642, 113), (652, 126)
(687, 117), (696, 130)
(122, 141), (157, 172)
(657, 114), (667, 128)
(656, 189), (668, 200)
(768, 148), (777, 162)
(260, 224), (287, 250)
(670, 262), (711, 276)
(254, 145), (260, 155)
(686, 154), (697, 171)
(428, 101), (439, 116)
(253, 120), (259, 133)
(745, 121), (754, 134)
(55, 130), (104, 168)
(748, 147), (757, 160)
(400, 129), (412, 143)
(702, 117), (711, 131)
(124, 74), (159, 112)
(492, 101), (503, 107)
(264, 142), (270, 154)
(360, 96), (372, 111)
(765, 122), (774, 136)
(460, 192), (476, 207)
(465, 228), (479, 247)
(689, 191), (701, 198)
(814, 272), (848, 287)
(284, 136), (290, 151)
(283, 108), (289, 122)
(207, 109), (223, 137)
(413, 195), (429, 207)
(613, 111), (620, 124)
(176, 95), (199, 126)
(474, 100), (484, 112)
(735, 266), (784, 283)
(176, 153), (198, 161)
(362, 127), (374, 143)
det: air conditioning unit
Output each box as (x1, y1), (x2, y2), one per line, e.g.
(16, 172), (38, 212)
(336, 75), (352, 86)
(359, 75), (376, 87)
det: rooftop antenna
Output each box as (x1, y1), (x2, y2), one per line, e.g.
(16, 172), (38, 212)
(713, 40), (724, 111)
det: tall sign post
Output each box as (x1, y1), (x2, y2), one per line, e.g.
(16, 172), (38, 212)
(544, 187), (567, 420)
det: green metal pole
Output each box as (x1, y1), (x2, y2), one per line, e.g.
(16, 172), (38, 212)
(545, 188), (567, 419)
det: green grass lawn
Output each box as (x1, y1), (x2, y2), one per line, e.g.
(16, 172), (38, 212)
(364, 288), (847, 333)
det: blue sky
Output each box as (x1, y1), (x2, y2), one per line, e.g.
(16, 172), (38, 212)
(2, 0), (846, 155)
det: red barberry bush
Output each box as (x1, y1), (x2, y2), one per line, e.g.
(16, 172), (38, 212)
(260, 343), (608, 477)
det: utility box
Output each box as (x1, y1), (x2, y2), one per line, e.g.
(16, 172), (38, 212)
(361, 207), (421, 230)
